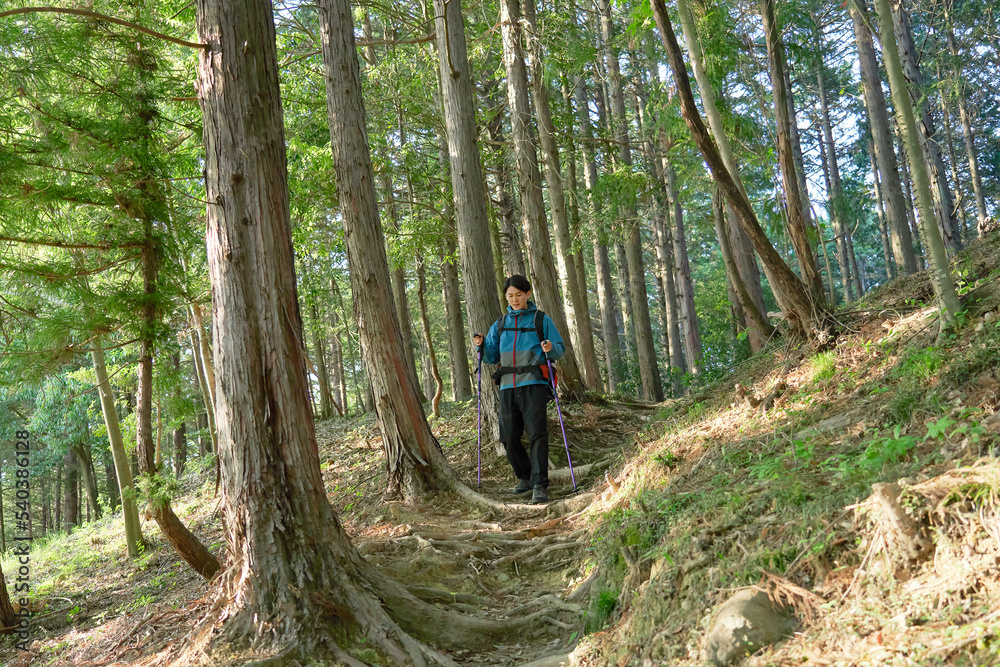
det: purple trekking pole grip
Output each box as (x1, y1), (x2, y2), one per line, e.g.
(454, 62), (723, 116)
(545, 356), (576, 491)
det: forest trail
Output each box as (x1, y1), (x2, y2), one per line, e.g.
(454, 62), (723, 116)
(315, 399), (651, 666)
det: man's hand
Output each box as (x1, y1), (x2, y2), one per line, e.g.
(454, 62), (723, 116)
(541, 339), (553, 354)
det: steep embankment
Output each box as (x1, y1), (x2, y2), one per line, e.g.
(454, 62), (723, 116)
(567, 232), (1000, 666)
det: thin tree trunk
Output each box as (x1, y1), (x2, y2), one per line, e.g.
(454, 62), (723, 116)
(173, 355), (188, 477)
(72, 443), (102, 522)
(874, 0), (962, 327)
(674, 0), (799, 324)
(310, 304), (335, 419)
(817, 121), (853, 303)
(499, 0), (585, 397)
(190, 327), (218, 454)
(870, 135), (895, 280)
(601, 0), (662, 401)
(523, 0), (600, 391)
(92, 345), (143, 557)
(937, 69), (970, 241)
(897, 138), (925, 269)
(653, 198), (685, 386)
(852, 0), (917, 275)
(433, 0), (502, 439)
(137, 229), (219, 579)
(64, 450), (79, 532)
(560, 75), (601, 389)
(577, 79), (622, 392)
(891, 0), (960, 252)
(666, 166), (701, 374)
(435, 132), (473, 401)
(945, 9), (988, 229)
(652, 0), (822, 338)
(763, 0), (824, 302)
(416, 253), (444, 419)
(714, 187), (775, 351)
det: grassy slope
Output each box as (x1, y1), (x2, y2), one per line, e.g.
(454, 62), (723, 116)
(572, 233), (1000, 666)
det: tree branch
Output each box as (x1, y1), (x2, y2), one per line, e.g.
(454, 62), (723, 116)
(0, 7), (207, 50)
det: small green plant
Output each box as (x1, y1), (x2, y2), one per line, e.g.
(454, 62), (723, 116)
(586, 589), (618, 633)
(864, 425), (918, 470)
(808, 350), (837, 383)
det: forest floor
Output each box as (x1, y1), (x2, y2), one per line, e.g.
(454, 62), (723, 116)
(4, 232), (1000, 666)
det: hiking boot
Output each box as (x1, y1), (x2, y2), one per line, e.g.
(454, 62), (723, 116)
(531, 485), (548, 504)
(513, 479), (531, 494)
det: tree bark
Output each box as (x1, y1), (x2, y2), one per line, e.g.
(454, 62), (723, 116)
(435, 132), (473, 401)
(897, 138), (925, 269)
(523, 0), (600, 391)
(762, 0), (824, 303)
(715, 187), (775, 350)
(674, 0), (788, 326)
(189, 326), (218, 454)
(666, 166), (701, 374)
(816, 108), (854, 304)
(600, 0), (663, 401)
(63, 450), (79, 531)
(577, 79), (622, 392)
(91, 345), (143, 557)
(937, 68), (970, 241)
(874, 0), (962, 327)
(945, 7), (988, 229)
(651, 0), (823, 339)
(320, 0), (462, 501)
(870, 135), (896, 280)
(416, 253), (444, 418)
(852, 0), (917, 275)
(310, 303), (335, 419)
(136, 230), (219, 579)
(0, 562), (16, 634)
(433, 0), (502, 439)
(72, 443), (102, 521)
(891, 0), (960, 252)
(499, 0), (585, 398)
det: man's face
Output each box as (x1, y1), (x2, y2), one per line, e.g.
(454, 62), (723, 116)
(505, 286), (531, 311)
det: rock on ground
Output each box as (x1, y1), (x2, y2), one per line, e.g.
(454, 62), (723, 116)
(703, 589), (795, 666)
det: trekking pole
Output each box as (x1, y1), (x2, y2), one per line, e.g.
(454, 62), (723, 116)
(543, 352), (576, 491)
(476, 345), (483, 490)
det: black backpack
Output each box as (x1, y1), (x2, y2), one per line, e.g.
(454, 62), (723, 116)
(490, 309), (557, 392)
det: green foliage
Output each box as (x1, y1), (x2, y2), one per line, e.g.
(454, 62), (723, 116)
(807, 350), (837, 383)
(586, 589), (619, 633)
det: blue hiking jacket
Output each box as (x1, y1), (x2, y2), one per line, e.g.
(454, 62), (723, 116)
(482, 301), (565, 390)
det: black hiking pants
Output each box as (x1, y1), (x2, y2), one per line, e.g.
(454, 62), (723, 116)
(500, 384), (549, 489)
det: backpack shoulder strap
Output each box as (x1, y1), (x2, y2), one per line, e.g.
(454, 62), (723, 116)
(534, 309), (545, 343)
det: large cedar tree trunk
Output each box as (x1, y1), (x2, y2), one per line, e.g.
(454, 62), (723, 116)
(432, 0), (502, 439)
(499, 0), (585, 398)
(318, 0), (456, 501)
(523, 0), (601, 390)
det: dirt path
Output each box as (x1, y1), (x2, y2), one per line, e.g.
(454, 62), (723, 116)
(318, 399), (648, 665)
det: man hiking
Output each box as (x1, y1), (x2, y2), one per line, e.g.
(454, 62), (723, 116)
(474, 275), (565, 504)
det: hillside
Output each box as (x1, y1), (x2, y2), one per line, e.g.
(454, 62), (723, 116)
(3, 233), (1000, 666)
